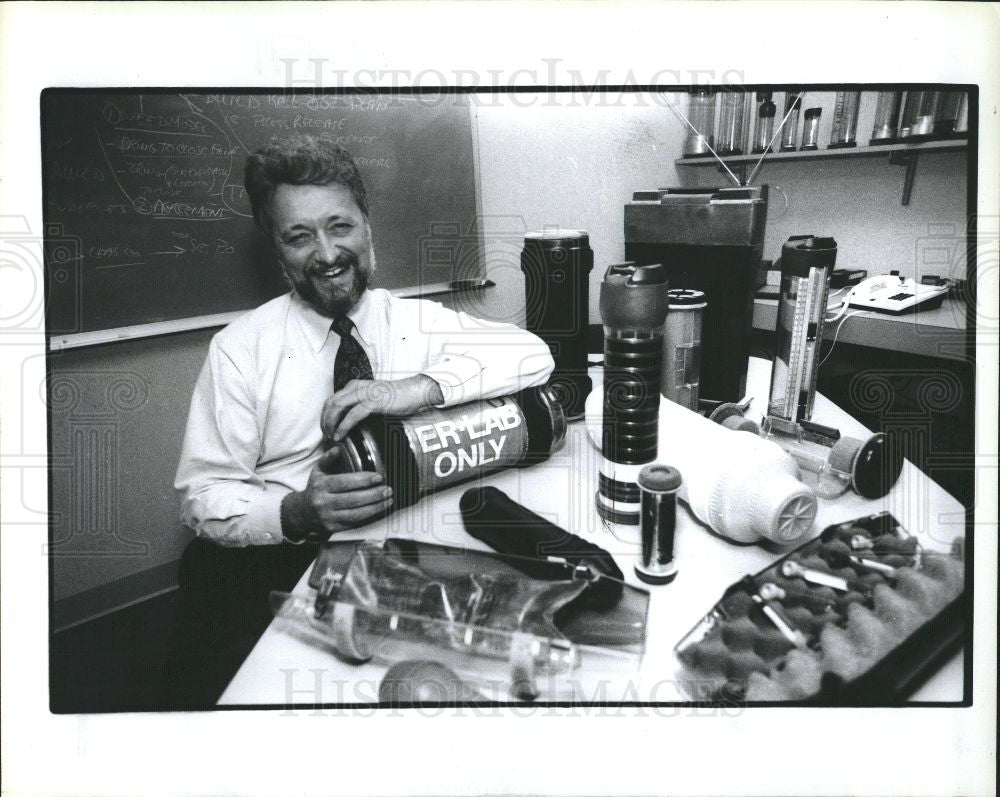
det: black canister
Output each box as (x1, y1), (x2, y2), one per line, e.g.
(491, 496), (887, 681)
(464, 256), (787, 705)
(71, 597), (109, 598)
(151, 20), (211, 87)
(333, 385), (566, 511)
(636, 464), (682, 585)
(521, 230), (593, 421)
(597, 262), (671, 525)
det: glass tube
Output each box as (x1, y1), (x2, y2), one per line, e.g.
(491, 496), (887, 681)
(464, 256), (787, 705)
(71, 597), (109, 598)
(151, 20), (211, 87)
(717, 90), (746, 155)
(683, 89), (716, 156)
(900, 91), (940, 138)
(752, 92), (776, 153)
(779, 93), (801, 151)
(935, 91), (963, 137)
(801, 108), (821, 150)
(870, 91), (902, 143)
(829, 91), (861, 147)
(954, 93), (968, 135)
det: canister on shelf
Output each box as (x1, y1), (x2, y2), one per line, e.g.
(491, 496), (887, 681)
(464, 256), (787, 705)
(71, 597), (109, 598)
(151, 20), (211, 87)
(829, 91), (861, 148)
(660, 288), (706, 411)
(752, 92), (776, 154)
(801, 108), (822, 150)
(934, 91), (965, 138)
(779, 93), (802, 152)
(870, 91), (903, 144)
(954, 93), (969, 135)
(899, 91), (940, 139)
(683, 89), (716, 157)
(717, 89), (746, 156)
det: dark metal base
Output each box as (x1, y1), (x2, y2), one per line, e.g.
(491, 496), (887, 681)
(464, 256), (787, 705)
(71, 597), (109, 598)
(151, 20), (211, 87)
(634, 562), (678, 585)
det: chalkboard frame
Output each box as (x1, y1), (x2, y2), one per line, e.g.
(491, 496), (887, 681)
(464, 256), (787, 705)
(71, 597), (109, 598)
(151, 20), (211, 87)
(41, 88), (485, 350)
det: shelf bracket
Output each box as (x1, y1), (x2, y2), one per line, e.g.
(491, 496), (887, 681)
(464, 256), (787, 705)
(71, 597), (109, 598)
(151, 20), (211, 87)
(889, 150), (918, 206)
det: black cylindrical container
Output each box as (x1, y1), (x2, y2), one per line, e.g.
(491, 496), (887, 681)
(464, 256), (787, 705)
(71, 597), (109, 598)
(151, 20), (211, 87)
(597, 262), (670, 525)
(521, 230), (594, 421)
(333, 385), (565, 511)
(636, 464), (682, 585)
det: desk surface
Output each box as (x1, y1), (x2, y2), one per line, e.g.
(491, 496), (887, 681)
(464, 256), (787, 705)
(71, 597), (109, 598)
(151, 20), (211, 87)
(753, 295), (969, 361)
(219, 358), (966, 706)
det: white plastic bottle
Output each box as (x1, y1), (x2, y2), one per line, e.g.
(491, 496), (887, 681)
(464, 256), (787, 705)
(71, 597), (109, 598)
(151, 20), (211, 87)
(585, 389), (816, 544)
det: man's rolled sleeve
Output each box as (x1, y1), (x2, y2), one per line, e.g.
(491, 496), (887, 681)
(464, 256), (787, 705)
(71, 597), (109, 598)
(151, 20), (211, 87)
(418, 302), (555, 407)
(420, 354), (491, 407)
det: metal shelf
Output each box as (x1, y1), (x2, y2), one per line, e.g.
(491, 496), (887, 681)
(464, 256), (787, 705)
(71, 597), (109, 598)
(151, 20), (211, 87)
(675, 138), (967, 205)
(674, 137), (966, 167)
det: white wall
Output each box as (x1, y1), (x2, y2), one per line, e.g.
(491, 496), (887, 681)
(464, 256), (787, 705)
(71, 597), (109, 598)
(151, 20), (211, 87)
(471, 93), (685, 325)
(469, 91), (968, 329)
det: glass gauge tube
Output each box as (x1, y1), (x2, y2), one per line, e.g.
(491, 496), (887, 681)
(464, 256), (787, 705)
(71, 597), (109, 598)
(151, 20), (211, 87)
(683, 89), (716, 156)
(801, 108), (821, 150)
(870, 91), (902, 143)
(899, 91), (940, 139)
(779, 93), (801, 151)
(935, 91), (963, 137)
(767, 236), (838, 424)
(752, 92), (776, 153)
(717, 90), (746, 155)
(829, 91), (861, 148)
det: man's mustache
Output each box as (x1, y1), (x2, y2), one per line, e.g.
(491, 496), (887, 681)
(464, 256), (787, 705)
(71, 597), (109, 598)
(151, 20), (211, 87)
(310, 250), (359, 275)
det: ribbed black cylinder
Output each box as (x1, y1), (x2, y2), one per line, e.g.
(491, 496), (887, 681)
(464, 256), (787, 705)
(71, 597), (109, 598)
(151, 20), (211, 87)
(602, 332), (663, 464)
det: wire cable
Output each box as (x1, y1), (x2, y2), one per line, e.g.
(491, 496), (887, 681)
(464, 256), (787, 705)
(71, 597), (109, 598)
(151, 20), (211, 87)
(818, 310), (863, 368)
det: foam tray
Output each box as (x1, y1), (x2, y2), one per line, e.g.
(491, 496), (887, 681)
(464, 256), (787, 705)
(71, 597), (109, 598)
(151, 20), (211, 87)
(673, 512), (965, 704)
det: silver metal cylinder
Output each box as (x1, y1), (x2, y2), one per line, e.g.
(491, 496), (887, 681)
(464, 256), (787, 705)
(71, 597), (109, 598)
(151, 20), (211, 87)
(635, 464), (682, 585)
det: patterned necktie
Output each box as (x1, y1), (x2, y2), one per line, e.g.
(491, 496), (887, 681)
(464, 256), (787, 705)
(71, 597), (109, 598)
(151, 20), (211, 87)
(332, 316), (374, 391)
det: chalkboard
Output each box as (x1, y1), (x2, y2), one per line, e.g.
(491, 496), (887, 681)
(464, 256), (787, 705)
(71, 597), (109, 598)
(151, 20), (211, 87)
(42, 91), (480, 338)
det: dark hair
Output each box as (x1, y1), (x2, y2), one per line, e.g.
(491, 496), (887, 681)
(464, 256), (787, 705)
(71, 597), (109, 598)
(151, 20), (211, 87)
(244, 135), (369, 234)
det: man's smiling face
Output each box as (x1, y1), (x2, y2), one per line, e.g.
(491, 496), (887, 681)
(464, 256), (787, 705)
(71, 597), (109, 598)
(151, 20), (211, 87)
(270, 183), (374, 318)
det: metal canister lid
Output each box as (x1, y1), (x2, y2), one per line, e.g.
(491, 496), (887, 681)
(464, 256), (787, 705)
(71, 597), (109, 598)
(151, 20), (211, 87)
(523, 229), (590, 249)
(667, 288), (707, 308)
(336, 426), (386, 479)
(536, 384), (567, 454)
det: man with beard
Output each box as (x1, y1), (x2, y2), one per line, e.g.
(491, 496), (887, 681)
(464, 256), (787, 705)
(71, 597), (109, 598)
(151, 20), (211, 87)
(164, 136), (553, 706)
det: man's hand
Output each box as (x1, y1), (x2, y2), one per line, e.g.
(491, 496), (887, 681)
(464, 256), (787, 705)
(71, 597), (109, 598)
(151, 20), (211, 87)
(321, 374), (444, 443)
(281, 448), (393, 543)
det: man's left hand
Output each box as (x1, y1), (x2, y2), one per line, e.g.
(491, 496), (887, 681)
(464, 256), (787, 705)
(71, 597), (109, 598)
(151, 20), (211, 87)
(321, 375), (444, 443)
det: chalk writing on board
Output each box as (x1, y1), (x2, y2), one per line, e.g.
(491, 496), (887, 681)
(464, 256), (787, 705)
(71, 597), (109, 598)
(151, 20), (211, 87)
(44, 91), (477, 335)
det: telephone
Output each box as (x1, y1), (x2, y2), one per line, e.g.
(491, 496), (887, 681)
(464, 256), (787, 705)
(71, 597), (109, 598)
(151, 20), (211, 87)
(845, 273), (949, 314)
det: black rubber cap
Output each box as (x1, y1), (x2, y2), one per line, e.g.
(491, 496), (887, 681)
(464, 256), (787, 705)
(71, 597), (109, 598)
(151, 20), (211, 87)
(852, 432), (904, 499)
(629, 262), (668, 285)
(638, 463), (682, 493)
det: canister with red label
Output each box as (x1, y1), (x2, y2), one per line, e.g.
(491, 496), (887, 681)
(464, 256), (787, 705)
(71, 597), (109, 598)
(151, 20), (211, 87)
(332, 385), (566, 510)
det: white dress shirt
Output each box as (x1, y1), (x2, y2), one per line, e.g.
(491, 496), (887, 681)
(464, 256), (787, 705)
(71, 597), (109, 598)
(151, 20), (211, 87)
(175, 289), (555, 546)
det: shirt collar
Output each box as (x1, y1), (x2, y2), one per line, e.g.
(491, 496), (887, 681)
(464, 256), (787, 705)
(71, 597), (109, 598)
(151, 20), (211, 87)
(289, 289), (375, 353)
